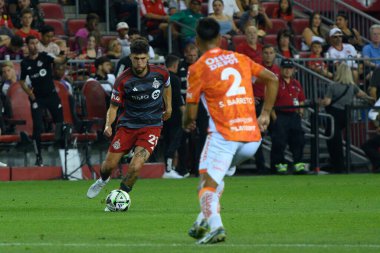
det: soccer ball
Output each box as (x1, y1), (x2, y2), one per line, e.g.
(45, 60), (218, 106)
(105, 189), (131, 212)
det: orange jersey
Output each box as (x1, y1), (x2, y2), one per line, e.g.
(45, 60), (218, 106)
(187, 48), (264, 142)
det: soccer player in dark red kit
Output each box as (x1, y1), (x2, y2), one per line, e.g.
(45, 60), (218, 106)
(87, 38), (172, 202)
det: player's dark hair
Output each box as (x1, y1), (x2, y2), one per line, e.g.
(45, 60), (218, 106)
(130, 38), (150, 54)
(196, 18), (220, 42)
(165, 54), (180, 68)
(39, 25), (55, 35)
(25, 35), (38, 44)
(11, 35), (24, 47)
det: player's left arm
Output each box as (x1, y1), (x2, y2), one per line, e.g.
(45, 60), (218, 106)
(163, 84), (172, 121)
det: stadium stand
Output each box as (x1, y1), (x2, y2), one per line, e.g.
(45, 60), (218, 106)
(40, 3), (65, 20)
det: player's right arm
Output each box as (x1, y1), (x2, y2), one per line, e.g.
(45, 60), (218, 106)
(19, 62), (35, 101)
(104, 104), (119, 137)
(19, 79), (35, 101)
(255, 68), (279, 132)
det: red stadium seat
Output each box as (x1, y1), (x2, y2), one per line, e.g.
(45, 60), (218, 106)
(266, 19), (288, 35)
(220, 37), (229, 49)
(44, 19), (66, 36)
(291, 19), (309, 35)
(263, 34), (277, 46)
(261, 2), (278, 17)
(201, 3), (208, 16)
(66, 19), (86, 37)
(82, 80), (108, 133)
(7, 82), (33, 134)
(55, 81), (97, 142)
(68, 36), (76, 51)
(294, 35), (303, 51)
(232, 35), (246, 48)
(299, 51), (311, 58)
(100, 35), (118, 49)
(40, 3), (65, 19)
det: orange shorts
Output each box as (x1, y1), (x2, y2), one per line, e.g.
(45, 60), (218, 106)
(108, 126), (162, 154)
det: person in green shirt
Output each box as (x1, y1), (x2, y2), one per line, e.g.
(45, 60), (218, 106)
(169, 0), (204, 45)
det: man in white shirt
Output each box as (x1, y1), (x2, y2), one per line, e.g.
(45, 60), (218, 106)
(327, 27), (359, 82)
(37, 25), (60, 56)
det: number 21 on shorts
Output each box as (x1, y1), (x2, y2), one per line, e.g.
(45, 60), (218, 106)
(148, 134), (159, 150)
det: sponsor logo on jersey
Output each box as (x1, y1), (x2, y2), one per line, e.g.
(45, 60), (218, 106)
(152, 78), (160, 89)
(205, 53), (238, 71)
(132, 95), (149, 100)
(27, 66), (32, 70)
(39, 69), (47, 77)
(152, 90), (160, 100)
(133, 87), (138, 91)
(112, 139), (121, 150)
(111, 93), (120, 102)
(37, 60), (43, 67)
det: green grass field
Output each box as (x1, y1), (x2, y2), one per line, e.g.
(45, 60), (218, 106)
(0, 174), (379, 253)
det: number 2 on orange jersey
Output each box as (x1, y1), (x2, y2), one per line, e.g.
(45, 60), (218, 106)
(222, 67), (246, 97)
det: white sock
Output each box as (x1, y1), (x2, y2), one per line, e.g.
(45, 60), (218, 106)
(195, 181), (224, 225)
(199, 188), (223, 231)
(195, 212), (204, 225)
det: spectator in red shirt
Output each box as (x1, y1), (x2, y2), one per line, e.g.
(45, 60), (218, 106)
(270, 58), (306, 174)
(235, 25), (262, 62)
(0, 0), (14, 30)
(307, 39), (332, 79)
(15, 8), (40, 41)
(0, 35), (23, 59)
(276, 29), (295, 58)
(139, 0), (169, 34)
(252, 44), (279, 174)
(272, 0), (294, 24)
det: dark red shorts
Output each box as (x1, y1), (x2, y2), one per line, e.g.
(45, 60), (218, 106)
(108, 126), (162, 154)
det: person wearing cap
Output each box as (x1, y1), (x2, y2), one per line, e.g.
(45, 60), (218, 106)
(169, 0), (203, 45)
(335, 11), (363, 51)
(116, 22), (132, 57)
(270, 58), (306, 175)
(307, 38), (333, 79)
(327, 27), (359, 83)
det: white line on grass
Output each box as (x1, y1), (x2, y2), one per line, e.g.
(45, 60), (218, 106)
(0, 242), (380, 249)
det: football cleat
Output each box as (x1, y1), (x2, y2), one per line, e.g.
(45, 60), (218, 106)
(197, 227), (226, 244)
(294, 162), (307, 174)
(275, 163), (288, 174)
(86, 177), (110, 198)
(188, 219), (209, 239)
